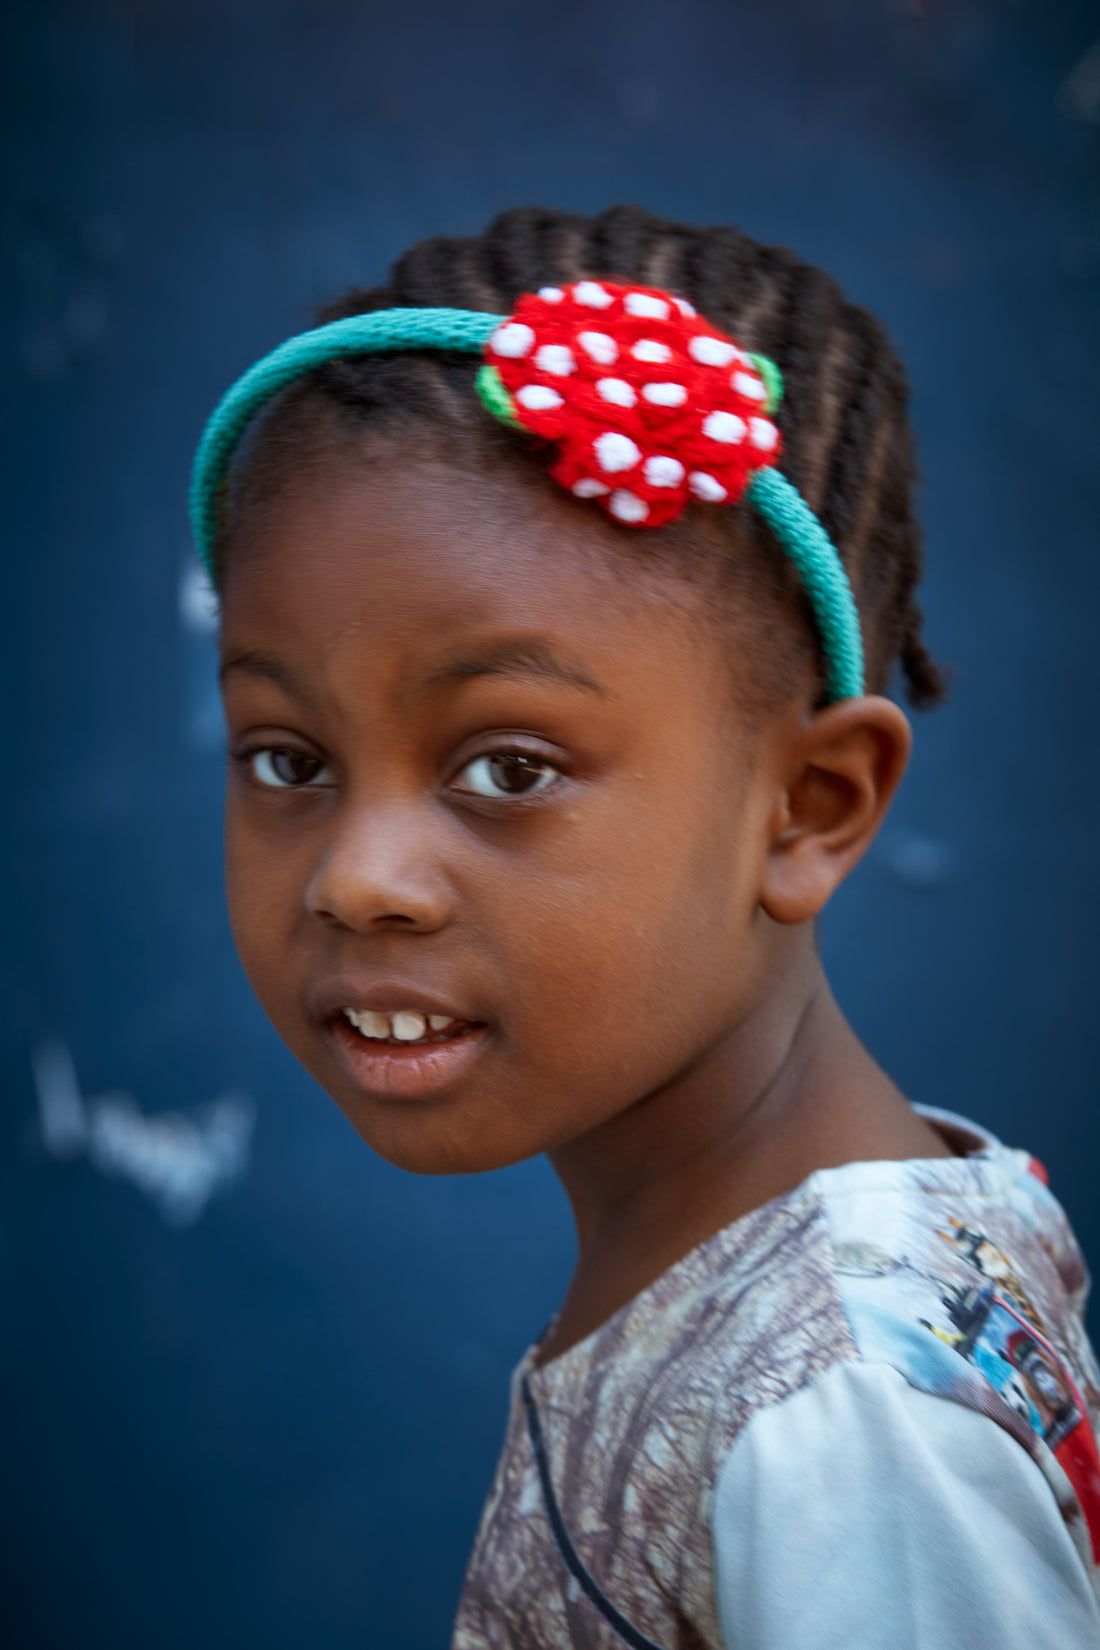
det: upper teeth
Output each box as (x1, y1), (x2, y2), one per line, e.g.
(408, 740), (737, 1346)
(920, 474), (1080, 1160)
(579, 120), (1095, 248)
(343, 1008), (458, 1042)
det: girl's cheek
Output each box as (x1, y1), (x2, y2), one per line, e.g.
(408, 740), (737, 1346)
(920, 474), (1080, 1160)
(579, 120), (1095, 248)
(225, 818), (294, 973)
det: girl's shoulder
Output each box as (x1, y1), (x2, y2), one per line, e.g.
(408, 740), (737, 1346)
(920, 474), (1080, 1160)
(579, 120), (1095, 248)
(456, 1111), (1100, 1649)
(530, 1106), (1097, 1455)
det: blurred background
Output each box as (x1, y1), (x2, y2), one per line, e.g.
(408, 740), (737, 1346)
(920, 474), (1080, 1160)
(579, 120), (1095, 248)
(3, 1), (1100, 1644)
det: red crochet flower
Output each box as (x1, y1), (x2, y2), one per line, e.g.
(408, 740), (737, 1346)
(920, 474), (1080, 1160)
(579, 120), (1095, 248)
(484, 280), (782, 528)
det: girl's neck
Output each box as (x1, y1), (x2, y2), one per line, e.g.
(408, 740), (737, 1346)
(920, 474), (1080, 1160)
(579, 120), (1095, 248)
(539, 937), (950, 1365)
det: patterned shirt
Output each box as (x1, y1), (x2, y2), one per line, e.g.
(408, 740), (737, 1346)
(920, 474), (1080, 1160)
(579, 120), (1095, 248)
(452, 1109), (1100, 1648)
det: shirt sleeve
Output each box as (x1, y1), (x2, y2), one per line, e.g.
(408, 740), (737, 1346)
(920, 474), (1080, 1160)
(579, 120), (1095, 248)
(711, 1359), (1100, 1649)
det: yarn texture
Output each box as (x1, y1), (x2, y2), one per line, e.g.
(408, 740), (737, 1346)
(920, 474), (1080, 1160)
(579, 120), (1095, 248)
(484, 281), (781, 530)
(746, 468), (865, 702)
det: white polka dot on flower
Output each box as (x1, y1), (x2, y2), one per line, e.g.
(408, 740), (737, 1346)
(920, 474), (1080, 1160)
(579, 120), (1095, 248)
(596, 378), (637, 408)
(623, 292), (670, 320)
(535, 343), (575, 376)
(609, 490), (649, 523)
(749, 417), (779, 451)
(594, 432), (642, 473)
(577, 331), (617, 365)
(688, 471), (728, 502)
(733, 370), (767, 401)
(631, 339), (672, 364)
(702, 410), (746, 444)
(642, 382), (687, 406)
(573, 281), (614, 308)
(516, 384), (564, 411)
(537, 286), (565, 303)
(572, 478), (610, 498)
(688, 335), (737, 368)
(644, 456), (685, 488)
(491, 322), (535, 358)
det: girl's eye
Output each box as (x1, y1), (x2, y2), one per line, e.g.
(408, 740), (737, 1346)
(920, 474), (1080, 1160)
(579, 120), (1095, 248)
(453, 752), (560, 799)
(249, 748), (333, 789)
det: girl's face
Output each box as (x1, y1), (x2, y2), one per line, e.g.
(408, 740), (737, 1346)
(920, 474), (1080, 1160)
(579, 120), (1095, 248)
(220, 454), (791, 1175)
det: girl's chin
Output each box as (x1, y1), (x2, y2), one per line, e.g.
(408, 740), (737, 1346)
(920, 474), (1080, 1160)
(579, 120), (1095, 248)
(338, 1101), (543, 1178)
(306, 1016), (644, 1175)
(309, 1020), (529, 1174)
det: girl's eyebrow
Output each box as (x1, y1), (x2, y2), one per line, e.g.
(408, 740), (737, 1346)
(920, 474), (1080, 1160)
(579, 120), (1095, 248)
(427, 643), (607, 696)
(219, 649), (302, 695)
(218, 643), (607, 702)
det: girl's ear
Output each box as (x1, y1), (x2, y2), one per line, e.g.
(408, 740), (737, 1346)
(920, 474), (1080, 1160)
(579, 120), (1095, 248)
(759, 696), (912, 925)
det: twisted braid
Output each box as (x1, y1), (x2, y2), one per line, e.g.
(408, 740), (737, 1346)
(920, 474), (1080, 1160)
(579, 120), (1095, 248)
(227, 204), (944, 708)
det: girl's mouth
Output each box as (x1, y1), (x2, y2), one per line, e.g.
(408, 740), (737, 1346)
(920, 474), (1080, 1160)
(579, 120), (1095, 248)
(328, 1006), (490, 1100)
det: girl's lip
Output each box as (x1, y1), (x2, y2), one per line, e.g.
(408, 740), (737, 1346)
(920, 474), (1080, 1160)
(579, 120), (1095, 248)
(327, 1014), (490, 1100)
(310, 978), (477, 1026)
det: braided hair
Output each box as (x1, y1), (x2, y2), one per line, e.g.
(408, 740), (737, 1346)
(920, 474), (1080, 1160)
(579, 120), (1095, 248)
(225, 204), (944, 709)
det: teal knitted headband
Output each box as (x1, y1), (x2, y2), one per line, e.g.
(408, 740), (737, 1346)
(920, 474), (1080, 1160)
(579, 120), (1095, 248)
(190, 285), (865, 700)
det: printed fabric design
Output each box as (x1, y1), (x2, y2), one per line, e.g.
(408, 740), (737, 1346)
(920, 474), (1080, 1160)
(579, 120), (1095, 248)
(452, 1109), (1100, 1649)
(825, 1169), (1100, 1567)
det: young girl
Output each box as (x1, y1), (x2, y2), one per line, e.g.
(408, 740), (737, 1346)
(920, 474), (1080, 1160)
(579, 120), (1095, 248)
(194, 205), (1100, 1647)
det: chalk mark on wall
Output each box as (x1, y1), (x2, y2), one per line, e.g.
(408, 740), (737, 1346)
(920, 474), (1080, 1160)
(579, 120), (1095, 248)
(32, 1042), (255, 1226)
(180, 560), (224, 753)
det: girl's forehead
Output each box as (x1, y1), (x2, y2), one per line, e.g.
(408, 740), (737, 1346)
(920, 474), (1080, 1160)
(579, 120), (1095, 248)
(220, 455), (717, 678)
(229, 450), (648, 576)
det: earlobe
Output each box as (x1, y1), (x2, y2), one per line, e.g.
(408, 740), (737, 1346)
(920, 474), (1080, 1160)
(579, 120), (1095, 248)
(759, 696), (911, 926)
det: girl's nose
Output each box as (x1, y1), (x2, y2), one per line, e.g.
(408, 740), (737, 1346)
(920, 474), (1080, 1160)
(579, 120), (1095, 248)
(305, 802), (454, 935)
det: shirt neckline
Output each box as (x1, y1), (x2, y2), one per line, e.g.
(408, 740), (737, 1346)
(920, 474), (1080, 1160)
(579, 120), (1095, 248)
(526, 1104), (1007, 1387)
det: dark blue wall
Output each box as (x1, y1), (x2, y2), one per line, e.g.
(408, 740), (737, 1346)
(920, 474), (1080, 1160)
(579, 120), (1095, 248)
(4, 2), (1099, 1645)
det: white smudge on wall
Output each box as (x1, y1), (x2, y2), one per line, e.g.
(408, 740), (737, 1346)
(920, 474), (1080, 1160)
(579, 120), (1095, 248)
(179, 560), (224, 752)
(32, 1042), (254, 1226)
